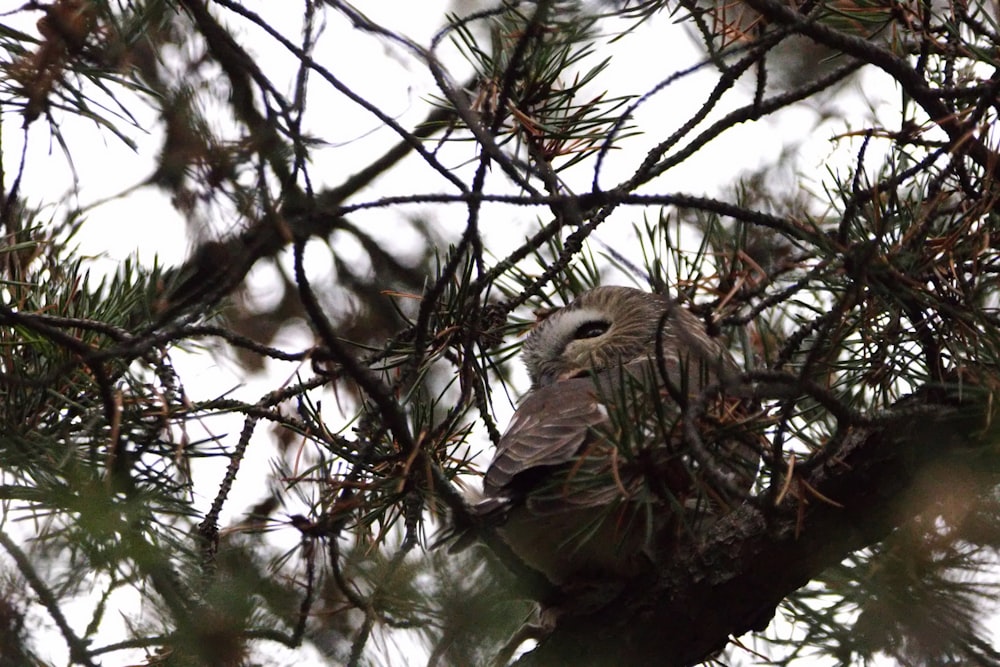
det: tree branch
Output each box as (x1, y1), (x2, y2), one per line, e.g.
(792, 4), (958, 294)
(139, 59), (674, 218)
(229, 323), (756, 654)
(516, 385), (996, 666)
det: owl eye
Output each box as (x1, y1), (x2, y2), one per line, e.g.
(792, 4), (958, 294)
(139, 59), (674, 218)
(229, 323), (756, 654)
(573, 320), (610, 340)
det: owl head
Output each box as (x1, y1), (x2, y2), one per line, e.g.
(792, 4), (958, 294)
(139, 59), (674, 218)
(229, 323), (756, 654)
(521, 286), (725, 388)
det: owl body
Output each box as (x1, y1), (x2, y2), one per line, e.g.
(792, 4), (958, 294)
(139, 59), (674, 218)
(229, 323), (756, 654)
(485, 286), (754, 584)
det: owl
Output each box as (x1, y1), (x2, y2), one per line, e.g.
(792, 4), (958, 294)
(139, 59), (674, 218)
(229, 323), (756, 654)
(484, 286), (755, 584)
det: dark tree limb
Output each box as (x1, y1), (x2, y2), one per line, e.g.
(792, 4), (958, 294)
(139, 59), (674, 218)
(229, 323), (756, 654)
(515, 385), (997, 666)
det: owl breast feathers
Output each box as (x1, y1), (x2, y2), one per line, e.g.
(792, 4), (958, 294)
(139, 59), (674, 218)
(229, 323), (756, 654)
(484, 286), (757, 584)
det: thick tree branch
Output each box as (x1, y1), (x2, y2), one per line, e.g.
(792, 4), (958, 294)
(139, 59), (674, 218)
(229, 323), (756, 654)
(516, 386), (997, 666)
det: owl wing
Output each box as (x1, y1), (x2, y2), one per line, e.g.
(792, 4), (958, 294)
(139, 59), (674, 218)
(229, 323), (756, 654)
(484, 376), (609, 498)
(484, 355), (755, 508)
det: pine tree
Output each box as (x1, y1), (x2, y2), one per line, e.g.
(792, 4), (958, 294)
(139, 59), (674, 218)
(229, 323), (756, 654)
(2, 1), (1000, 665)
